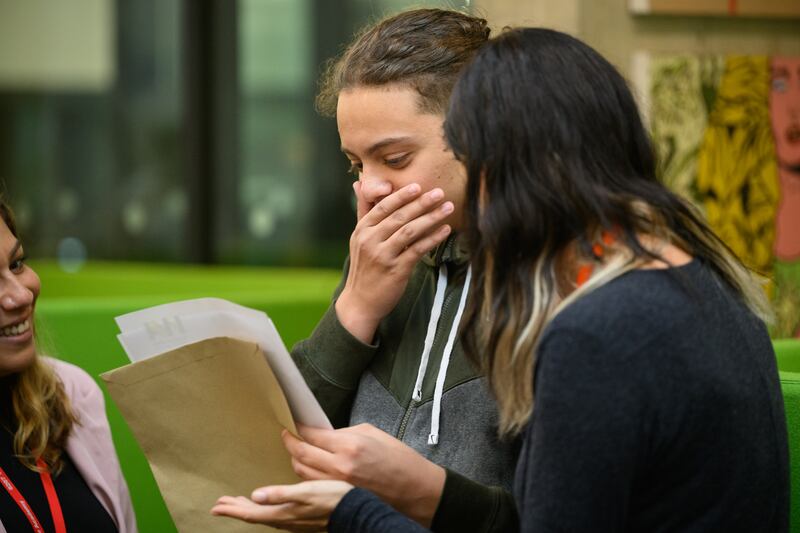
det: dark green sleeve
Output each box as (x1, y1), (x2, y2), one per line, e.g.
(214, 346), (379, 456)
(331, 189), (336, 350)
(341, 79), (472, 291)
(431, 469), (519, 533)
(290, 258), (378, 427)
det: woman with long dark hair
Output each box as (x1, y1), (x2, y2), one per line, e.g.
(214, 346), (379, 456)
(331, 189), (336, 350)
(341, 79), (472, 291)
(215, 28), (789, 533)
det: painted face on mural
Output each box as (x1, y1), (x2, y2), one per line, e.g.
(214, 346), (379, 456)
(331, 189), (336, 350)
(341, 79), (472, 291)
(771, 57), (800, 262)
(770, 57), (800, 171)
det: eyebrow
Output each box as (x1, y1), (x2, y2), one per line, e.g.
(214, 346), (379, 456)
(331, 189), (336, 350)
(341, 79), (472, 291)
(772, 67), (790, 77)
(7, 240), (21, 260)
(341, 136), (414, 158)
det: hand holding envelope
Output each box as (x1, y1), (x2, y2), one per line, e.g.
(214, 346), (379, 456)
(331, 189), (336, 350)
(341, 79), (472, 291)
(102, 298), (331, 533)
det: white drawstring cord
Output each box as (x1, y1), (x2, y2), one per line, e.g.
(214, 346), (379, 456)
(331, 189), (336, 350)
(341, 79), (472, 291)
(412, 264), (448, 402)
(428, 265), (471, 445)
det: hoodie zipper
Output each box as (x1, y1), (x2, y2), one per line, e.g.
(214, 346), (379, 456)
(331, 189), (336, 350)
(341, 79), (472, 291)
(396, 280), (459, 441)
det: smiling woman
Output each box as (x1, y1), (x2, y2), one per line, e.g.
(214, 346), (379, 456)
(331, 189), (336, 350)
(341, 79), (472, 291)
(0, 198), (136, 533)
(0, 215), (39, 377)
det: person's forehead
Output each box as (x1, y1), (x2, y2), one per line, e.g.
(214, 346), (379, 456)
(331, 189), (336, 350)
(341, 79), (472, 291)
(337, 86), (443, 153)
(338, 86), (426, 126)
(338, 84), (419, 106)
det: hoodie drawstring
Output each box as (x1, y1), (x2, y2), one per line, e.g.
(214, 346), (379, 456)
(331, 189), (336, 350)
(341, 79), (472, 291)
(428, 265), (471, 445)
(412, 264), (448, 402)
(411, 263), (472, 446)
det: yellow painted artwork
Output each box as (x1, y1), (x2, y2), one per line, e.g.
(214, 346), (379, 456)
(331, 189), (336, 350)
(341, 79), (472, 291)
(696, 56), (780, 276)
(650, 55), (724, 202)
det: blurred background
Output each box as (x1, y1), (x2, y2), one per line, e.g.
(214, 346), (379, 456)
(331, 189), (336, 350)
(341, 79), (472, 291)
(2, 0), (800, 334)
(0, 0), (799, 295)
(1, 0), (469, 269)
(1, 1), (800, 530)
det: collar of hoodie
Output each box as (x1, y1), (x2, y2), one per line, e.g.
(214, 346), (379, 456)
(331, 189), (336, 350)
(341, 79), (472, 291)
(421, 234), (470, 268)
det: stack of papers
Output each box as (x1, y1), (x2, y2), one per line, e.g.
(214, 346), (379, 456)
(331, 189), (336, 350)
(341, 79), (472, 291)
(102, 298), (330, 532)
(115, 297), (331, 429)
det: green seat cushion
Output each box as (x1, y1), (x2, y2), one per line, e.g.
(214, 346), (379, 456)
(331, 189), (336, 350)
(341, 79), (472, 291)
(776, 339), (800, 532)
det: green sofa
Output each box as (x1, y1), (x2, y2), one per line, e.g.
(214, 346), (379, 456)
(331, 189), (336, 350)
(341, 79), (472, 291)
(776, 339), (800, 532)
(31, 261), (800, 531)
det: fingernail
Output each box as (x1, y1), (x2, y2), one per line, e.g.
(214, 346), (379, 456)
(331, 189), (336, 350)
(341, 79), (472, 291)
(429, 189), (444, 200)
(252, 489), (268, 503)
(408, 184), (420, 194)
(441, 202), (454, 213)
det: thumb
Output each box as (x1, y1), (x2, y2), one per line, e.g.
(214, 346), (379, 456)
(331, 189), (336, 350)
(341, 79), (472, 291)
(353, 181), (370, 221)
(250, 485), (294, 504)
(250, 487), (272, 504)
(296, 425), (340, 451)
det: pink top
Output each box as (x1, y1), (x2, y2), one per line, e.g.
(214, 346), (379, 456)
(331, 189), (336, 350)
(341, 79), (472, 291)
(0, 358), (137, 533)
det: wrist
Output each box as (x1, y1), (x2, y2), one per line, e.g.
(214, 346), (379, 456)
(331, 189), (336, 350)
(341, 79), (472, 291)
(407, 463), (446, 527)
(335, 290), (381, 345)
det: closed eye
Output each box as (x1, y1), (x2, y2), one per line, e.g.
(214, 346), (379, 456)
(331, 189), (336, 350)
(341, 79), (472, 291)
(385, 153), (410, 168)
(348, 162), (363, 176)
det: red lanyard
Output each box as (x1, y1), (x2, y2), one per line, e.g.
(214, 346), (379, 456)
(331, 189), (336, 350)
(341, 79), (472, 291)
(0, 458), (66, 533)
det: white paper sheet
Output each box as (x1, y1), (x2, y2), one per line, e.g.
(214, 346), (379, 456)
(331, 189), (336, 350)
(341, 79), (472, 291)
(115, 298), (332, 429)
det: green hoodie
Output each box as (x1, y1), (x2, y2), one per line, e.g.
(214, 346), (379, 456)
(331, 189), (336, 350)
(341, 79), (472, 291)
(292, 235), (519, 532)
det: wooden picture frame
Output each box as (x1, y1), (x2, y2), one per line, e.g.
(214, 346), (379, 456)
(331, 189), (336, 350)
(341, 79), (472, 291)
(629, 0), (800, 18)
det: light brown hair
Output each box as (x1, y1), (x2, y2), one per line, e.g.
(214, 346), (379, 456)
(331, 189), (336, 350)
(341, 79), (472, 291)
(0, 200), (76, 472)
(316, 8), (490, 116)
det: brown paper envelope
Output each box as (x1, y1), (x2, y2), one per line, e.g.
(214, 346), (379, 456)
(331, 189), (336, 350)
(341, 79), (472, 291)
(102, 336), (301, 532)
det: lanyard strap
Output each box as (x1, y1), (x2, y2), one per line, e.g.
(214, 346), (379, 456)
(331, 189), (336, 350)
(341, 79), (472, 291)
(37, 458), (67, 533)
(0, 459), (66, 533)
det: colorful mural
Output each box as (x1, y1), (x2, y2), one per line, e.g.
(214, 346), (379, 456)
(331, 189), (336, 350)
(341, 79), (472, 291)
(642, 52), (800, 338)
(771, 56), (800, 262)
(697, 56), (779, 276)
(649, 55), (723, 201)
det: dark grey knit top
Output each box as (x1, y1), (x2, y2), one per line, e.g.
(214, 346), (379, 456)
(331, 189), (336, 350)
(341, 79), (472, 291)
(330, 259), (790, 533)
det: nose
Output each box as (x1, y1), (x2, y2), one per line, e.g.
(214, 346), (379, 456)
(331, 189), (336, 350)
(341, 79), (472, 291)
(0, 276), (34, 312)
(359, 176), (393, 205)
